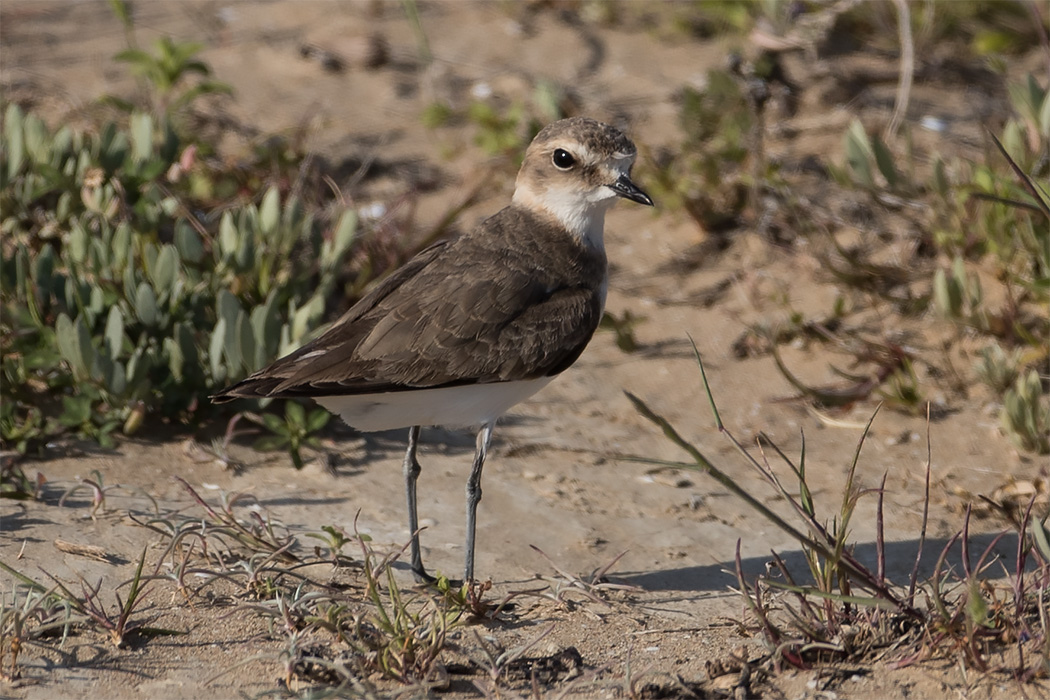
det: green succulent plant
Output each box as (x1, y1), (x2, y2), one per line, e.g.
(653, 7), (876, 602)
(1001, 370), (1050, 455)
(252, 401), (332, 470)
(0, 105), (359, 453)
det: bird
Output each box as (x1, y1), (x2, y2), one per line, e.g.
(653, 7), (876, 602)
(212, 117), (653, 583)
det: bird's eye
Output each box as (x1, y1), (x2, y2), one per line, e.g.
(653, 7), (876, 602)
(552, 148), (575, 170)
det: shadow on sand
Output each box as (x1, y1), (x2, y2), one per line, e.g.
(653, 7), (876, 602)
(621, 530), (1027, 593)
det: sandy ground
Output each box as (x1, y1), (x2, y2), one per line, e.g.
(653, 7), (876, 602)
(1, 2), (1047, 698)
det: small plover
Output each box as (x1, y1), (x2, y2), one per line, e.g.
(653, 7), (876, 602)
(213, 117), (653, 582)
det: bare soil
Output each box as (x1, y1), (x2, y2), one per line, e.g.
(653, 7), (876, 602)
(1, 2), (1047, 699)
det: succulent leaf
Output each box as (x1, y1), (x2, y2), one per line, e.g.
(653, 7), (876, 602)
(174, 220), (204, 264)
(259, 185), (280, 237)
(291, 294), (325, 344)
(56, 313), (85, 379)
(5, 103), (25, 179)
(134, 281), (159, 327)
(285, 400), (305, 428)
(306, 408), (330, 432)
(130, 112), (154, 163)
(112, 222), (133, 271)
(174, 323), (198, 375)
(209, 317), (227, 381)
(219, 211), (238, 259)
(22, 114), (49, 165)
(250, 293), (282, 369)
(234, 224), (256, 270)
(104, 306), (125, 360)
(324, 209), (358, 269)
(151, 244), (178, 293)
(235, 309), (254, 373)
(871, 134), (899, 189)
(165, 336), (184, 382)
(99, 122), (129, 172)
(844, 119), (874, 190)
(87, 286), (105, 323)
(32, 244), (57, 300)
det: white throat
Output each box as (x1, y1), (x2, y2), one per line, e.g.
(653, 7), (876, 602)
(513, 186), (615, 251)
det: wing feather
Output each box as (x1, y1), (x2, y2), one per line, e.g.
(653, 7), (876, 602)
(212, 207), (604, 402)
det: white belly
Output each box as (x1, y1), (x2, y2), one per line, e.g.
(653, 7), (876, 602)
(314, 377), (554, 432)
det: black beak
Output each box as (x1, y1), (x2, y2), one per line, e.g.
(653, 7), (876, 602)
(609, 173), (654, 207)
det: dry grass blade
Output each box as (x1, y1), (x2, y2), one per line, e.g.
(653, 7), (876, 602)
(173, 477), (298, 562)
(525, 545), (637, 613)
(624, 387), (917, 618)
(769, 341), (887, 408)
(988, 131), (1050, 219)
(907, 404), (933, 604)
(53, 539), (111, 562)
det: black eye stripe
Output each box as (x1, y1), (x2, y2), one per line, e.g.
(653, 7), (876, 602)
(552, 148), (575, 169)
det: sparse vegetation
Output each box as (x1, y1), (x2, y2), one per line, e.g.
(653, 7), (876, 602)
(0, 94), (361, 453)
(735, 73), (1048, 439)
(424, 78), (568, 162)
(629, 350), (1050, 679)
(642, 63), (764, 234)
(0, 547), (177, 661)
(0, 13), (386, 470)
(250, 401), (332, 470)
(1001, 369), (1050, 455)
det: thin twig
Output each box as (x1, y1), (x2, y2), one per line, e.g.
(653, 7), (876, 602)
(886, 0), (914, 140)
(908, 403), (932, 604)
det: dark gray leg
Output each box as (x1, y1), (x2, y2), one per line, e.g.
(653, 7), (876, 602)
(463, 421), (495, 582)
(402, 425), (433, 583)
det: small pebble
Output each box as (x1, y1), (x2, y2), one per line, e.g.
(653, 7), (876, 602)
(920, 115), (947, 132)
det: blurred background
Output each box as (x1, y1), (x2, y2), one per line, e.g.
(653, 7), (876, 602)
(2, 0), (1046, 455)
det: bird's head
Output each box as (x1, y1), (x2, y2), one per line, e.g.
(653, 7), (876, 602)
(513, 117), (653, 249)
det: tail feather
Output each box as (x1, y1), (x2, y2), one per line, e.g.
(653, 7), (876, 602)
(210, 375), (288, 403)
